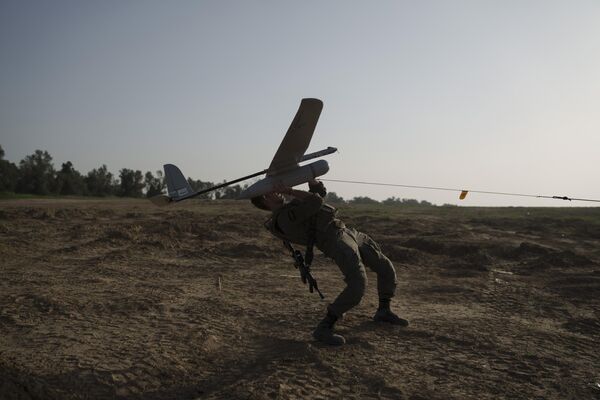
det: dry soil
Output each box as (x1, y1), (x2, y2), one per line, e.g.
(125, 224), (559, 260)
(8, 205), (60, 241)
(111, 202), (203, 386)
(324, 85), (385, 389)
(0, 199), (599, 399)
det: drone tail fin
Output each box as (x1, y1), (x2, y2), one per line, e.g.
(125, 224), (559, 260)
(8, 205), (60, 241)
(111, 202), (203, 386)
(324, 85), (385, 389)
(164, 164), (195, 201)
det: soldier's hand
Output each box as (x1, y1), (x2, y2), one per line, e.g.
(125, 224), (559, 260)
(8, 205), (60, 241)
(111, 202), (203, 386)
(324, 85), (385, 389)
(308, 180), (327, 197)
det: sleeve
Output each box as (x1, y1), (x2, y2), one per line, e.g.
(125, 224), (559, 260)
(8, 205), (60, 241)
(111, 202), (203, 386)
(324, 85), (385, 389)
(284, 194), (323, 224)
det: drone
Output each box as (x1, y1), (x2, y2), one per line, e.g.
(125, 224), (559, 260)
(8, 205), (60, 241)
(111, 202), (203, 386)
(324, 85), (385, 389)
(150, 98), (335, 206)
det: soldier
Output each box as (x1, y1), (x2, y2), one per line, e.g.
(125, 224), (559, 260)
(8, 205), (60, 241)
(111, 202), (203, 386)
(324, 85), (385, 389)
(252, 180), (408, 346)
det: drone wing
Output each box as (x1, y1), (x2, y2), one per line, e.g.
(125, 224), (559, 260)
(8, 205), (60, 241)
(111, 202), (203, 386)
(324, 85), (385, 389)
(267, 98), (323, 176)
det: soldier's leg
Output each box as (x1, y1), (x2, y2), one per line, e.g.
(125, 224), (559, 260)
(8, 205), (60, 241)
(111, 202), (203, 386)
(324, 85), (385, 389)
(355, 230), (408, 326)
(314, 230), (367, 345)
(326, 230), (368, 318)
(354, 230), (396, 299)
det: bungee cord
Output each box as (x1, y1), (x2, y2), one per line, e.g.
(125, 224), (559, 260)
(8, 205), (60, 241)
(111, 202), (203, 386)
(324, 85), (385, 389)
(320, 178), (600, 203)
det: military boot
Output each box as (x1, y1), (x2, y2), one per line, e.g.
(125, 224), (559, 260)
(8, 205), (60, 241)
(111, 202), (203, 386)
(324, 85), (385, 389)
(373, 298), (409, 326)
(313, 312), (346, 346)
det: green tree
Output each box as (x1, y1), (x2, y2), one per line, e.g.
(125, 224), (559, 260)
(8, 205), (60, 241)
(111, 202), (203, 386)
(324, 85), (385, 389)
(55, 161), (86, 195)
(119, 168), (144, 197)
(325, 191), (345, 204)
(187, 178), (214, 199)
(85, 165), (115, 196)
(401, 198), (420, 206)
(216, 183), (243, 199)
(382, 197), (433, 206)
(16, 150), (55, 195)
(144, 170), (165, 197)
(0, 145), (19, 192)
(382, 196), (401, 205)
(349, 196), (379, 205)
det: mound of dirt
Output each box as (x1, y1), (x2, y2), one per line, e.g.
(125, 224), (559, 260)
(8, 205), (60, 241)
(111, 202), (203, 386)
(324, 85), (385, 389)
(379, 243), (421, 263)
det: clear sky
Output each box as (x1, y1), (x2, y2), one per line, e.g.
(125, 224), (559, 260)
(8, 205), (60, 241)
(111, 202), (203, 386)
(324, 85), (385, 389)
(1, 1), (599, 206)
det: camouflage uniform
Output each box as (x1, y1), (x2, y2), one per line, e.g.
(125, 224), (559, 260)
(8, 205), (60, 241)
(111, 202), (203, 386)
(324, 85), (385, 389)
(270, 193), (397, 318)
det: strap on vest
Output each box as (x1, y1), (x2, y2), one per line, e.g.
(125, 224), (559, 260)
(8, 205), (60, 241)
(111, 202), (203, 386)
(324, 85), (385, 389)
(263, 209), (323, 299)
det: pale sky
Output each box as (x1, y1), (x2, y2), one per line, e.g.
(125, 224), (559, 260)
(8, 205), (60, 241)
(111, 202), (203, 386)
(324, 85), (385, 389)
(1, 1), (599, 206)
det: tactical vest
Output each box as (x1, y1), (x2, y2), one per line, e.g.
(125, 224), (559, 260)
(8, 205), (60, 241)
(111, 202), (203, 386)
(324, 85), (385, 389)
(264, 202), (339, 242)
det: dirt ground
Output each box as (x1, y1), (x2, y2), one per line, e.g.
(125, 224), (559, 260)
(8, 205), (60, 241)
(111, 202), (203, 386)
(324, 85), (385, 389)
(0, 198), (599, 400)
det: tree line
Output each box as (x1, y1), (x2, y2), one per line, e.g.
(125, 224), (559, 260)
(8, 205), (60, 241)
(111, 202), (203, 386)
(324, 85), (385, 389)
(0, 145), (243, 199)
(0, 145), (436, 205)
(324, 193), (434, 206)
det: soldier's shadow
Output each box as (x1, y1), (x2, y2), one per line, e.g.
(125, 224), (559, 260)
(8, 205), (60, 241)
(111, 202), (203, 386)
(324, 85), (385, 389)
(352, 319), (407, 333)
(340, 318), (409, 347)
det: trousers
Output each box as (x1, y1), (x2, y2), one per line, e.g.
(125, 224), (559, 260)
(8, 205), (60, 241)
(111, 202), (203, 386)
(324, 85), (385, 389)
(321, 227), (397, 318)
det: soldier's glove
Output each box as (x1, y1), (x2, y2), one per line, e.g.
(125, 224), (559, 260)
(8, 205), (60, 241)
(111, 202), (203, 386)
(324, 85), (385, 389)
(308, 180), (327, 198)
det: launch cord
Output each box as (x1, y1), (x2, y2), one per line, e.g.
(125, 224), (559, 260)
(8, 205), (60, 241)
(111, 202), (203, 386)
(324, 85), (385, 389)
(320, 179), (600, 203)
